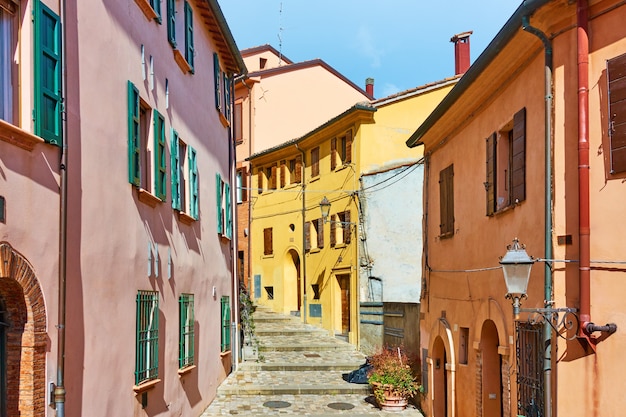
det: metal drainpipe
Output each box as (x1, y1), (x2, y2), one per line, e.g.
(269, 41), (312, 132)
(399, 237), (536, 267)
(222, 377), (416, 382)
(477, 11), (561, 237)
(229, 76), (239, 370)
(295, 144), (307, 324)
(522, 15), (553, 417)
(56, 0), (69, 414)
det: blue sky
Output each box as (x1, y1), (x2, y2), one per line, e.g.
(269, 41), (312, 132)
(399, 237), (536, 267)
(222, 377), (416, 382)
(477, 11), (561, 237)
(217, 1), (521, 98)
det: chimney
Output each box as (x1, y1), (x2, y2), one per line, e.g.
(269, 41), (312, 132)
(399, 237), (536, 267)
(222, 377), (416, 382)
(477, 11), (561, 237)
(450, 31), (473, 75)
(365, 78), (374, 98)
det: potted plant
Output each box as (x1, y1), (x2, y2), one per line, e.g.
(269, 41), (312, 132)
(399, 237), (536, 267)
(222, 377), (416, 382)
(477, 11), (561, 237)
(367, 345), (420, 412)
(239, 286), (259, 361)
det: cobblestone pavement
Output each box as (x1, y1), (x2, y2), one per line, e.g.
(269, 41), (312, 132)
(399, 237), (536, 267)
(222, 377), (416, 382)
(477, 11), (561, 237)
(200, 308), (424, 417)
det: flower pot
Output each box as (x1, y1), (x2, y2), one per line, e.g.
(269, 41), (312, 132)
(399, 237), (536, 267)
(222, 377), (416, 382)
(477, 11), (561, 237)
(371, 382), (409, 412)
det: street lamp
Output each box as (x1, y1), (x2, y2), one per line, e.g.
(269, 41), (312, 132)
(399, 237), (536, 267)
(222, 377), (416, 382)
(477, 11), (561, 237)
(499, 238), (534, 319)
(319, 196), (355, 226)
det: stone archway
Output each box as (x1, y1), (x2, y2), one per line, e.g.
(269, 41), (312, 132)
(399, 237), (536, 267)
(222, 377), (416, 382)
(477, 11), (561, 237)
(428, 318), (456, 417)
(0, 242), (47, 417)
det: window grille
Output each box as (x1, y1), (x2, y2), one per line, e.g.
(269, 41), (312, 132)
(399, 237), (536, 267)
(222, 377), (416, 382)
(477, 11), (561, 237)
(179, 294), (195, 368)
(135, 290), (159, 385)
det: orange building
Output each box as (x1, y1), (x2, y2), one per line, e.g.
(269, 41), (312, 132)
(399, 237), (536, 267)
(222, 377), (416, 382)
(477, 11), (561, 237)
(407, 1), (625, 416)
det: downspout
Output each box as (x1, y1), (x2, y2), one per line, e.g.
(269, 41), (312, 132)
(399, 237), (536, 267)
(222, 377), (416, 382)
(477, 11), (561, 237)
(241, 77), (252, 292)
(295, 143), (307, 324)
(229, 76), (239, 370)
(576, 0), (618, 339)
(522, 15), (553, 417)
(56, 0), (68, 414)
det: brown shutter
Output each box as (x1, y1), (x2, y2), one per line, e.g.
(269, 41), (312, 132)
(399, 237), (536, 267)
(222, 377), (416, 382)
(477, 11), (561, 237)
(241, 166), (248, 201)
(280, 160), (286, 187)
(345, 130), (352, 163)
(304, 221), (311, 252)
(295, 155), (302, 183)
(330, 218), (336, 247)
(439, 165), (454, 236)
(486, 132), (496, 215)
(331, 138), (337, 170)
(234, 102), (243, 143)
(317, 218), (324, 248)
(343, 211), (351, 244)
(311, 147), (319, 177)
(511, 108), (526, 203)
(608, 53), (626, 173)
(264, 228), (273, 255)
(257, 169), (263, 194)
(270, 164), (277, 190)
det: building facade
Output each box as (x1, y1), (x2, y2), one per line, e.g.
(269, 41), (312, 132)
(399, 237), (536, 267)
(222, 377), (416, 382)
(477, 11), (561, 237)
(407, 1), (626, 416)
(0, 0), (244, 416)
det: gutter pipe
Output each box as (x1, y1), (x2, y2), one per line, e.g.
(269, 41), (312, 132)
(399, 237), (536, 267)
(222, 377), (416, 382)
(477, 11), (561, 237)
(56, 0), (68, 414)
(522, 15), (553, 417)
(229, 76), (239, 370)
(295, 144), (307, 324)
(576, 0), (617, 339)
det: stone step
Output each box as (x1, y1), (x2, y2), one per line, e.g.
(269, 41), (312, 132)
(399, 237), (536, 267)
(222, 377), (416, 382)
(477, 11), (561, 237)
(255, 328), (328, 336)
(218, 383), (372, 396)
(240, 361), (364, 372)
(259, 342), (356, 352)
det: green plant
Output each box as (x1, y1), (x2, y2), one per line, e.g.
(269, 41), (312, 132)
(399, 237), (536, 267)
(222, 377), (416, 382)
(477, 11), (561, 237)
(239, 286), (256, 345)
(367, 345), (420, 404)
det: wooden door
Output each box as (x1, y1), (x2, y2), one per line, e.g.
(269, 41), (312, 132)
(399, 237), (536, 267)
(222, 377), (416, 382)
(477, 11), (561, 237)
(337, 275), (350, 335)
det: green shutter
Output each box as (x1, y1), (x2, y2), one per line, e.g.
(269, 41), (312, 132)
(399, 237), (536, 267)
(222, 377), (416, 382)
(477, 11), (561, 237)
(225, 182), (232, 239)
(216, 173), (223, 234)
(171, 129), (180, 210)
(213, 53), (221, 111)
(167, 0), (176, 47)
(34, 1), (62, 145)
(150, 0), (161, 22)
(184, 1), (194, 71)
(127, 81), (141, 186)
(188, 147), (198, 219)
(224, 74), (231, 121)
(153, 110), (167, 200)
(221, 296), (231, 352)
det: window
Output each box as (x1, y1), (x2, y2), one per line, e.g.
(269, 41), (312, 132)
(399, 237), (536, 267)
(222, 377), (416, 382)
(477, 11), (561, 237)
(459, 327), (469, 365)
(135, 290), (159, 385)
(485, 108), (526, 215)
(178, 294), (194, 368)
(279, 160), (286, 188)
(213, 53), (221, 111)
(264, 286), (274, 300)
(330, 211), (351, 246)
(236, 168), (247, 203)
(311, 284), (321, 300)
(263, 227), (273, 255)
(216, 173), (232, 238)
(220, 296), (231, 352)
(184, 1), (193, 72)
(150, 0), (161, 21)
(0, 3), (17, 124)
(291, 155), (302, 184)
(171, 133), (198, 218)
(608, 54), (626, 173)
(331, 131), (352, 170)
(311, 147), (320, 177)
(305, 219), (324, 251)
(34, 1), (62, 145)
(266, 165), (276, 190)
(153, 110), (167, 200)
(166, 0), (176, 47)
(234, 102), (243, 144)
(256, 168), (264, 194)
(439, 164), (454, 237)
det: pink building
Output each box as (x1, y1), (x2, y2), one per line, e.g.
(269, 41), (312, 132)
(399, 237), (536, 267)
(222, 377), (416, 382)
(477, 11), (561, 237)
(0, 0), (245, 416)
(407, 0), (625, 416)
(233, 44), (372, 290)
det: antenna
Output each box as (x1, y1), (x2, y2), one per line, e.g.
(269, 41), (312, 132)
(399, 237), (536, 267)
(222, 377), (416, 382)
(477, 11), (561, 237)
(277, 2), (283, 66)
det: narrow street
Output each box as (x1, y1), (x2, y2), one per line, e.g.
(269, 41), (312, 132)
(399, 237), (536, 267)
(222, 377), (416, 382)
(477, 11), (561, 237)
(201, 306), (425, 416)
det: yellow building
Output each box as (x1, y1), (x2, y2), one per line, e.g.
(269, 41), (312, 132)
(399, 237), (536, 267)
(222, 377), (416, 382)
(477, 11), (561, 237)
(248, 75), (459, 346)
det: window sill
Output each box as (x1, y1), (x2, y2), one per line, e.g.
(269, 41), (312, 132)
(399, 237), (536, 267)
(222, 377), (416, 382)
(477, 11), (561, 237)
(137, 188), (163, 207)
(309, 176), (320, 183)
(177, 365), (196, 376)
(262, 254), (274, 259)
(177, 211), (196, 225)
(334, 164), (350, 172)
(173, 49), (193, 74)
(309, 248), (321, 254)
(134, 0), (158, 21)
(438, 232), (454, 240)
(0, 120), (45, 151)
(220, 350), (231, 358)
(133, 378), (161, 394)
(219, 112), (230, 128)
(333, 243), (347, 249)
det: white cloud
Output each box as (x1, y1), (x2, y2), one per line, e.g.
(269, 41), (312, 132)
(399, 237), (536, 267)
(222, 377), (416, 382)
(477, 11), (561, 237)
(381, 83), (401, 97)
(356, 25), (384, 68)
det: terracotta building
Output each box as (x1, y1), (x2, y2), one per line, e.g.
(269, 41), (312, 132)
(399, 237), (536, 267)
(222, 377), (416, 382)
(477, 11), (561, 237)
(407, 1), (625, 416)
(0, 0), (244, 416)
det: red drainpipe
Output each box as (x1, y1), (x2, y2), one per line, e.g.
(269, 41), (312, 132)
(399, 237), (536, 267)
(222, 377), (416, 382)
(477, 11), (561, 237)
(577, 0), (591, 335)
(577, 0), (617, 342)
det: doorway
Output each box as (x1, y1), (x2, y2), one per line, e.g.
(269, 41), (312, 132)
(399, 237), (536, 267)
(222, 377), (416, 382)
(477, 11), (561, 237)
(481, 320), (503, 417)
(336, 274), (350, 336)
(0, 297), (6, 417)
(432, 336), (448, 417)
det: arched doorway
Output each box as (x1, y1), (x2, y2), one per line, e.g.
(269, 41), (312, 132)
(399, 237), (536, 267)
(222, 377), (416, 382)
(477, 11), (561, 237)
(0, 242), (47, 417)
(481, 320), (503, 417)
(432, 336), (448, 417)
(283, 249), (301, 314)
